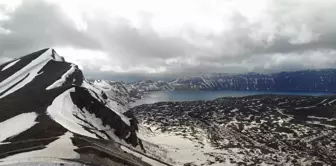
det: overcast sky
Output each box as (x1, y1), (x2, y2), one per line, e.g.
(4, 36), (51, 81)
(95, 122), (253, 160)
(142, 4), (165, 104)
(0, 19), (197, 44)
(1, 0), (336, 80)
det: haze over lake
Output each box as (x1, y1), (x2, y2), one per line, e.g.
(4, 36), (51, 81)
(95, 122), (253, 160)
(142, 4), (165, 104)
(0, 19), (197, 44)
(131, 91), (335, 107)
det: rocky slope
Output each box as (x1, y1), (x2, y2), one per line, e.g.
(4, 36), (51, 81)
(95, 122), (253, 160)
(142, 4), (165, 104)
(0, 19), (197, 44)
(90, 79), (143, 103)
(131, 94), (336, 165)
(0, 49), (166, 166)
(129, 80), (174, 92)
(128, 70), (336, 92)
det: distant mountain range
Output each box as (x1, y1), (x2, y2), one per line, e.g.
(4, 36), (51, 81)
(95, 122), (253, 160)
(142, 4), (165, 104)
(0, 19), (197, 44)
(125, 70), (336, 93)
(87, 69), (336, 102)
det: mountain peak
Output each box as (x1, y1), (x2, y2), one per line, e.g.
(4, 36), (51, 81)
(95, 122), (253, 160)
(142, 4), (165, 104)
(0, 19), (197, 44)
(36, 48), (65, 62)
(50, 48), (65, 62)
(0, 49), (149, 166)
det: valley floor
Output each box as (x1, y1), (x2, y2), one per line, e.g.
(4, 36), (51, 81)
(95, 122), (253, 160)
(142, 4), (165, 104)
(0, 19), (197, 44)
(131, 95), (336, 166)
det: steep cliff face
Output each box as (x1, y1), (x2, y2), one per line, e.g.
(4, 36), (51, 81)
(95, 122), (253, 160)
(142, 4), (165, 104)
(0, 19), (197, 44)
(0, 49), (152, 166)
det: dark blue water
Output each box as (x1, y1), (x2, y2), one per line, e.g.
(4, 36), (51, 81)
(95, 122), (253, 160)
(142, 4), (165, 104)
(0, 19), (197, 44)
(130, 91), (335, 107)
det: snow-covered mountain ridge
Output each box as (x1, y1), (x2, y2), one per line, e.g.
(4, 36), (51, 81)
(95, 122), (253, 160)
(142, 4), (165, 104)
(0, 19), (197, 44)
(125, 70), (336, 92)
(89, 79), (143, 103)
(0, 48), (165, 166)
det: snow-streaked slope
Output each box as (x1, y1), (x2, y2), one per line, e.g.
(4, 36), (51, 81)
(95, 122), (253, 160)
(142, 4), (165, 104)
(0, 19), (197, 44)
(1, 132), (79, 164)
(0, 48), (63, 99)
(0, 112), (38, 142)
(81, 80), (106, 102)
(1, 59), (20, 71)
(82, 80), (131, 125)
(46, 88), (98, 139)
(93, 80), (112, 89)
(0, 48), (154, 166)
(47, 87), (133, 142)
(46, 64), (78, 90)
(92, 79), (139, 105)
(129, 80), (174, 92)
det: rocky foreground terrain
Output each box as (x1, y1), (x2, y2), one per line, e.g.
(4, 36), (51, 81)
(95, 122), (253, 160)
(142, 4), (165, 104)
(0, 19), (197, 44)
(131, 95), (336, 165)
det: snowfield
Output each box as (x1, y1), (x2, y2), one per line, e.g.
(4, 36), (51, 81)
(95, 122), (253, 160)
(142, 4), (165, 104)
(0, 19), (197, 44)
(0, 112), (38, 142)
(1, 132), (79, 164)
(1, 59), (20, 71)
(46, 64), (78, 90)
(138, 125), (227, 166)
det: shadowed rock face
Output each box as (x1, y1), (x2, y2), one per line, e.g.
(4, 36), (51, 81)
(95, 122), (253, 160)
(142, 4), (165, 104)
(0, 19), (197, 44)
(0, 49), (148, 166)
(131, 94), (336, 165)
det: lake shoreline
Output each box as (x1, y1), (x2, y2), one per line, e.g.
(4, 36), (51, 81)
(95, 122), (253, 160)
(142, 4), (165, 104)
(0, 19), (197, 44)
(130, 90), (335, 107)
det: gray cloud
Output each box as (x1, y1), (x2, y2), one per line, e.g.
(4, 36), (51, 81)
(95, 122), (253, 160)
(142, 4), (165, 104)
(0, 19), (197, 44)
(1, 0), (336, 79)
(0, 0), (99, 59)
(85, 16), (194, 66)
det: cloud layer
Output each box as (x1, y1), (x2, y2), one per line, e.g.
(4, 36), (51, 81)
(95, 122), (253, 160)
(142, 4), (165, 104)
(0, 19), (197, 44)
(1, 0), (336, 78)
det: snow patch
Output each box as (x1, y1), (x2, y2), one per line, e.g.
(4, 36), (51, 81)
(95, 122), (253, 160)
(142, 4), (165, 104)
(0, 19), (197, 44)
(1, 132), (79, 163)
(93, 80), (111, 90)
(0, 160), (84, 166)
(295, 106), (316, 110)
(51, 49), (65, 62)
(0, 112), (38, 142)
(139, 125), (225, 166)
(121, 146), (167, 166)
(1, 59), (20, 71)
(308, 116), (336, 121)
(230, 108), (239, 112)
(317, 99), (327, 105)
(46, 64), (77, 90)
(328, 99), (336, 105)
